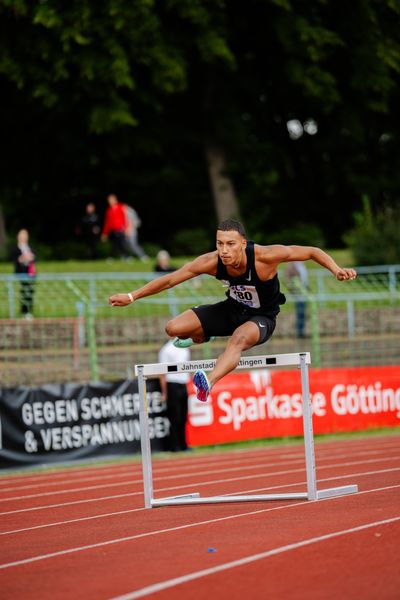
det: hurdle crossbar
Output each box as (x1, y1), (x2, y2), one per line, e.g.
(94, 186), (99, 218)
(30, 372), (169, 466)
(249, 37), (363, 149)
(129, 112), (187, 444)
(135, 352), (358, 508)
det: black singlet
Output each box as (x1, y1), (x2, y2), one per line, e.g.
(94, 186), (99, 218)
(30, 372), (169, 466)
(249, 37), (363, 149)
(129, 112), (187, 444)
(215, 240), (286, 316)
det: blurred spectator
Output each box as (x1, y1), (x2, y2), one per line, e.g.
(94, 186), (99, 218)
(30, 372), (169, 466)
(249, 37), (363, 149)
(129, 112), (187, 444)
(284, 261), (308, 338)
(101, 194), (129, 258)
(154, 250), (176, 274)
(158, 339), (191, 452)
(10, 229), (37, 320)
(123, 203), (148, 261)
(77, 202), (101, 259)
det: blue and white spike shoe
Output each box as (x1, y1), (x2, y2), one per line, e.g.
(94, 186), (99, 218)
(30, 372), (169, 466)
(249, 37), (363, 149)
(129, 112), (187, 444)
(193, 369), (211, 402)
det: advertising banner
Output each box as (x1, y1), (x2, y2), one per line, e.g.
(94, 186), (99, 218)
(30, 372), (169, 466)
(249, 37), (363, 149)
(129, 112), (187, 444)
(1, 365), (399, 468)
(187, 365), (400, 446)
(0, 379), (168, 468)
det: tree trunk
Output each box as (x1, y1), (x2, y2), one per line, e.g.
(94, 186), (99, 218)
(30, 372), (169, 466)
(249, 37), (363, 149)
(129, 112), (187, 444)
(205, 144), (241, 223)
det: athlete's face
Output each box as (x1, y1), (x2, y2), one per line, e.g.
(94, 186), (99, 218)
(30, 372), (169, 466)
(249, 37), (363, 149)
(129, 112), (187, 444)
(216, 230), (246, 266)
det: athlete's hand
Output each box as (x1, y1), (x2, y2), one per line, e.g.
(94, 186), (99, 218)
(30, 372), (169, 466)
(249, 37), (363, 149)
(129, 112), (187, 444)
(108, 293), (134, 307)
(335, 268), (357, 281)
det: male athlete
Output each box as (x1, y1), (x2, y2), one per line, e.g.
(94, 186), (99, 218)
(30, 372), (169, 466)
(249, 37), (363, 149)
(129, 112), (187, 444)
(109, 219), (357, 402)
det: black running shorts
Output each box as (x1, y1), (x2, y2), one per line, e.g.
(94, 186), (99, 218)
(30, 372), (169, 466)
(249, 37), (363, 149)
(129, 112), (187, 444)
(192, 299), (276, 345)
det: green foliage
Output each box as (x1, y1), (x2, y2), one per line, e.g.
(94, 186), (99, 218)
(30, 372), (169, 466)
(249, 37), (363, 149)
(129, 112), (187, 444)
(1, 0), (400, 251)
(344, 196), (400, 265)
(0, 0), (234, 131)
(170, 228), (212, 255)
(253, 223), (326, 247)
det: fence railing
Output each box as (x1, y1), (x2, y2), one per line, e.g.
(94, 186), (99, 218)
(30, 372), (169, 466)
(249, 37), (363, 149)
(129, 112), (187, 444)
(1, 265), (399, 387)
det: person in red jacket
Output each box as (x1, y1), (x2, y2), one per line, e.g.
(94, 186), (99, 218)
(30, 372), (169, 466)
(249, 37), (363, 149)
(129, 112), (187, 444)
(101, 194), (129, 258)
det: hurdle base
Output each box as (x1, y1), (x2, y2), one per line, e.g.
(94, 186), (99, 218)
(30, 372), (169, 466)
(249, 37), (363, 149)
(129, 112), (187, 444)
(316, 484), (358, 499)
(152, 492), (308, 507)
(156, 493), (201, 501)
(151, 485), (358, 507)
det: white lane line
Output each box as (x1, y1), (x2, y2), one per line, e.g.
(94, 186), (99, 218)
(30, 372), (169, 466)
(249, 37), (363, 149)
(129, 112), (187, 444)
(1, 457), (399, 516)
(0, 506), (147, 536)
(0, 463), (139, 486)
(1, 455), (399, 503)
(1, 435), (398, 491)
(1, 445), (397, 494)
(111, 516), (400, 600)
(0, 491), (139, 516)
(1, 435), (398, 487)
(0, 450), (273, 489)
(0, 471), (142, 494)
(1, 469), (399, 536)
(0, 452), (305, 493)
(226, 467), (400, 497)
(0, 484), (399, 570)
(0, 446), (300, 485)
(0, 459), (307, 501)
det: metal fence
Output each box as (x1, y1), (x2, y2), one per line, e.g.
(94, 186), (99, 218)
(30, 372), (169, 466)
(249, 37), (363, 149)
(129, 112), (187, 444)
(1, 265), (400, 387)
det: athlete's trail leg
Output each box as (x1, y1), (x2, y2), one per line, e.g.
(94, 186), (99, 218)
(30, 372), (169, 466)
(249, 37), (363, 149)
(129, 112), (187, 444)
(165, 309), (207, 343)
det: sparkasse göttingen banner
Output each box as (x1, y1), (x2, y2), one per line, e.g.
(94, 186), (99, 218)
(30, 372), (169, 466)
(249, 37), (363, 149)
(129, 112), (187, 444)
(186, 365), (400, 446)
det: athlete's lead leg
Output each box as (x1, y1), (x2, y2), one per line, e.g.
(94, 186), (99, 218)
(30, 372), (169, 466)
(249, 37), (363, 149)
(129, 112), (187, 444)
(193, 321), (260, 402)
(209, 321), (260, 386)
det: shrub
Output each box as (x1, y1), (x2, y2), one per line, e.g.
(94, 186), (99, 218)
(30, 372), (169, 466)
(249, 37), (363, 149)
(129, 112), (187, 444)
(343, 196), (400, 265)
(170, 228), (212, 255)
(254, 222), (325, 247)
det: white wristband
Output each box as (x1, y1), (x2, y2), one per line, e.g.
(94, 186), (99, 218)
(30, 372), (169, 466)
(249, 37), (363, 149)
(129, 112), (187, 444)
(127, 293), (134, 303)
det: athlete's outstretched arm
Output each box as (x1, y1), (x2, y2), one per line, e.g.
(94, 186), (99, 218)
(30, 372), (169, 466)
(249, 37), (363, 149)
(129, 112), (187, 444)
(263, 245), (357, 281)
(108, 252), (217, 307)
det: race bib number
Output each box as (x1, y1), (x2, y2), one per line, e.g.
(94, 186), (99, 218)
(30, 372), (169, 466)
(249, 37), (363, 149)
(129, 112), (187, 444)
(229, 285), (260, 309)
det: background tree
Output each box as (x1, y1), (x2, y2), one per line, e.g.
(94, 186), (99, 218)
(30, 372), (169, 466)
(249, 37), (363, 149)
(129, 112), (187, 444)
(0, 0), (399, 257)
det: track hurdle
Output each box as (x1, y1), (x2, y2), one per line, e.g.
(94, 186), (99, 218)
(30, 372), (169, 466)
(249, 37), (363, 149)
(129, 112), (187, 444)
(135, 352), (358, 508)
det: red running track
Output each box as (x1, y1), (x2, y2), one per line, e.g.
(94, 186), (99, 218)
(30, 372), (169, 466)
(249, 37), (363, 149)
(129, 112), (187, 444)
(0, 433), (399, 599)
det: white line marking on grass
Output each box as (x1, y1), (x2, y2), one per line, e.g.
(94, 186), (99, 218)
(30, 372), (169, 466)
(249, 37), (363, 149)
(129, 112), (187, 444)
(0, 484), (399, 570)
(111, 516), (400, 599)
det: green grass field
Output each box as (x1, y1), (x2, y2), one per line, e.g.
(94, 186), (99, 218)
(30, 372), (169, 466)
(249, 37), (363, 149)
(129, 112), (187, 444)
(0, 249), (355, 274)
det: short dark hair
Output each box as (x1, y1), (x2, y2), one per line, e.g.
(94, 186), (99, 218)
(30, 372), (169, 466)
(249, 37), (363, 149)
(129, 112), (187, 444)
(217, 219), (246, 238)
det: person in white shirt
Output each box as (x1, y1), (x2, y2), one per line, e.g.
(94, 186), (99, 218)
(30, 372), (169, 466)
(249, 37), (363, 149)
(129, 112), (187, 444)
(158, 339), (191, 452)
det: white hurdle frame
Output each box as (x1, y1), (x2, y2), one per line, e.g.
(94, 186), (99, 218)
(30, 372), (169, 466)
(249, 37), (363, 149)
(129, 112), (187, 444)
(135, 352), (358, 508)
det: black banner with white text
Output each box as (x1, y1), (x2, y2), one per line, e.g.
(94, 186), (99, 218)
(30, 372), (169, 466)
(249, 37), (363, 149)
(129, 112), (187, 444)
(0, 379), (168, 468)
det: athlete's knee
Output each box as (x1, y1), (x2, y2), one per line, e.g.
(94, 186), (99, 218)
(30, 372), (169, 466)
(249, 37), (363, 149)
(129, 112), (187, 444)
(228, 331), (250, 349)
(165, 319), (177, 337)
